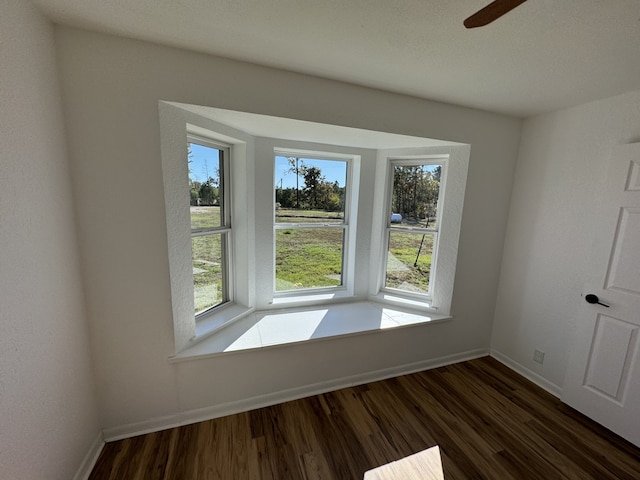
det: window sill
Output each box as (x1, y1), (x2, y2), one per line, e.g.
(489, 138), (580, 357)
(194, 303), (255, 342)
(369, 292), (439, 313)
(169, 300), (451, 362)
(270, 288), (353, 308)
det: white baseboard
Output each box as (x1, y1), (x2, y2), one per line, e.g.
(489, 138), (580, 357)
(73, 431), (104, 480)
(103, 348), (489, 441)
(490, 349), (562, 398)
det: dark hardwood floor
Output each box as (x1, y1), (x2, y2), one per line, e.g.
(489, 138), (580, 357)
(89, 356), (640, 479)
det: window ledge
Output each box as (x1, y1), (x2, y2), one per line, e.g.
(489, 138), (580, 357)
(270, 289), (353, 308)
(193, 303), (255, 342)
(169, 301), (451, 362)
(369, 292), (439, 313)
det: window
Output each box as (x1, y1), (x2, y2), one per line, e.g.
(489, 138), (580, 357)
(383, 159), (444, 298)
(188, 136), (231, 315)
(160, 103), (469, 354)
(274, 154), (349, 292)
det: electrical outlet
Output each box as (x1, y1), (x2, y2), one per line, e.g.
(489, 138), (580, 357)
(533, 349), (545, 364)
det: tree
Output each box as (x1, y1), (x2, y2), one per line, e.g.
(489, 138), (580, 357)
(279, 158), (346, 212)
(189, 180), (201, 205)
(300, 165), (325, 209)
(325, 192), (342, 211)
(285, 157), (305, 209)
(275, 187), (297, 208)
(392, 165), (440, 224)
(198, 180), (216, 205)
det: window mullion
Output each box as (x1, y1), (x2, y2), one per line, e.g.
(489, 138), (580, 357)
(387, 226), (437, 234)
(192, 226), (232, 237)
(274, 223), (344, 230)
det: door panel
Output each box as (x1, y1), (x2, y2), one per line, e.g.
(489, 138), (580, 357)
(605, 207), (640, 294)
(626, 159), (640, 190)
(563, 143), (640, 447)
(583, 314), (638, 402)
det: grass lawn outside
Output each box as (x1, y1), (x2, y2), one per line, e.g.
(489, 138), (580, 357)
(189, 206), (432, 302)
(276, 209), (344, 290)
(385, 232), (433, 293)
(190, 206), (223, 313)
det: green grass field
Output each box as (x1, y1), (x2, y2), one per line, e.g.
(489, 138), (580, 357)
(190, 207), (433, 310)
(276, 209), (344, 290)
(190, 207), (223, 313)
(385, 232), (433, 293)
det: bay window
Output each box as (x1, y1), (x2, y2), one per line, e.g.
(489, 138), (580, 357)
(161, 103), (469, 355)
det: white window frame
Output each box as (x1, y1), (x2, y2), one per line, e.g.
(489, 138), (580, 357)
(161, 103), (468, 355)
(188, 135), (233, 316)
(382, 156), (447, 302)
(272, 148), (357, 300)
(369, 146), (468, 317)
(160, 103), (254, 354)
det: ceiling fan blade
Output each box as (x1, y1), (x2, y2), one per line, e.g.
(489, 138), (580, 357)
(464, 0), (527, 28)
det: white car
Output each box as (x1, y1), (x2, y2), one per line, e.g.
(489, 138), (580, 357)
(390, 213), (402, 223)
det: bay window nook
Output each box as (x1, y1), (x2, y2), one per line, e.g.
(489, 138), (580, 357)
(160, 103), (469, 358)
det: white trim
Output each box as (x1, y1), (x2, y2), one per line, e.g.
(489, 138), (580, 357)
(72, 431), (104, 480)
(192, 304), (254, 344)
(103, 348), (488, 442)
(490, 349), (562, 398)
(381, 156), (447, 301)
(370, 145), (469, 315)
(269, 289), (353, 307)
(159, 103), (254, 353)
(369, 292), (436, 312)
(188, 139), (233, 315)
(273, 150), (356, 297)
(171, 301), (452, 361)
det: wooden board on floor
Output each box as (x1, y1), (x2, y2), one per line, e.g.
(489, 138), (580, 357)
(89, 357), (640, 479)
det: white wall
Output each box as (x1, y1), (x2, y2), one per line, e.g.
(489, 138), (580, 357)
(54, 26), (522, 433)
(0, 2), (101, 479)
(492, 89), (640, 390)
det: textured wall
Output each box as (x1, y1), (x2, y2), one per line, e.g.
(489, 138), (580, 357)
(0, 2), (101, 478)
(55, 26), (521, 432)
(492, 89), (640, 389)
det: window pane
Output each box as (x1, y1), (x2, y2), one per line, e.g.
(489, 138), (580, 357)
(274, 156), (347, 224)
(275, 228), (344, 291)
(188, 142), (223, 229)
(192, 234), (225, 314)
(385, 231), (434, 294)
(391, 164), (441, 228)
(190, 205), (221, 229)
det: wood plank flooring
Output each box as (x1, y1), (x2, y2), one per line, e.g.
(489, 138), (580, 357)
(89, 356), (640, 479)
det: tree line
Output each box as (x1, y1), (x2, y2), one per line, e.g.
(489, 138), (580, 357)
(190, 179), (219, 206)
(275, 158), (345, 212)
(391, 165), (441, 224)
(188, 146), (220, 206)
(187, 154), (441, 220)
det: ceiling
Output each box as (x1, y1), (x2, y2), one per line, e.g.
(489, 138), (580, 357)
(33, 0), (640, 118)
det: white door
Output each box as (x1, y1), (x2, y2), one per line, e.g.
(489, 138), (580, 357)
(562, 142), (640, 447)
